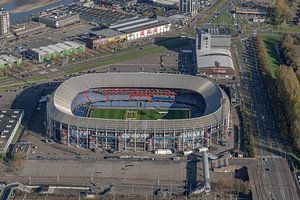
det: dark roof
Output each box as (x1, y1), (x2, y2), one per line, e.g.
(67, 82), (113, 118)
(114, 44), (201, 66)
(67, 4), (137, 26)
(158, 9), (188, 18)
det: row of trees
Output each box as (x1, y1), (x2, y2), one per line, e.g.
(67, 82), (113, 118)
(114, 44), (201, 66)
(240, 109), (256, 158)
(275, 66), (300, 151)
(278, 34), (300, 149)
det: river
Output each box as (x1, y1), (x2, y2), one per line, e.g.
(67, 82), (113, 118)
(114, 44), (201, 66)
(1, 0), (76, 25)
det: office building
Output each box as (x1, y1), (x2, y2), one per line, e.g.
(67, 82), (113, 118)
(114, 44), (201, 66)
(0, 10), (10, 35)
(179, 0), (199, 15)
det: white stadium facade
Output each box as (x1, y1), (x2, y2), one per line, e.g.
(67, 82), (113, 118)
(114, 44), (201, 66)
(47, 73), (231, 152)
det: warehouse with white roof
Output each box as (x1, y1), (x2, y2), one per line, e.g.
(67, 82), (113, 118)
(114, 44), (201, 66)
(26, 41), (86, 62)
(196, 49), (234, 78)
(195, 27), (235, 79)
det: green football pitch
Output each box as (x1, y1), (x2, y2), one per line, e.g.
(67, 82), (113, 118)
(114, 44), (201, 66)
(88, 108), (190, 120)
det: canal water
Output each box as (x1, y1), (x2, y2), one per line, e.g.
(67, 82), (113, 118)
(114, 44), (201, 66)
(1, 0), (76, 25)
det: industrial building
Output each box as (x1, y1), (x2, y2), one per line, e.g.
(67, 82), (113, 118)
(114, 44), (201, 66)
(196, 27), (234, 79)
(0, 110), (23, 155)
(38, 7), (80, 28)
(86, 28), (126, 49)
(152, 0), (180, 6)
(234, 7), (268, 16)
(197, 27), (231, 50)
(0, 10), (10, 35)
(0, 54), (22, 68)
(110, 18), (171, 41)
(85, 18), (171, 48)
(124, 2), (165, 18)
(233, 1), (269, 16)
(26, 41), (85, 62)
(157, 9), (191, 25)
(67, 4), (137, 26)
(11, 22), (46, 37)
(196, 49), (235, 79)
(232, 1), (269, 23)
(80, 0), (95, 8)
(179, 0), (199, 15)
(233, 7), (268, 23)
(95, 0), (137, 8)
(47, 73), (230, 152)
(138, 0), (179, 6)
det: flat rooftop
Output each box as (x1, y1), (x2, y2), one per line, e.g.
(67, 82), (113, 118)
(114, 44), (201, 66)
(67, 4), (137, 26)
(198, 27), (230, 35)
(11, 22), (45, 31)
(90, 28), (122, 37)
(0, 110), (23, 150)
(235, 7), (268, 15)
(111, 19), (170, 34)
(154, 0), (179, 5)
(0, 54), (21, 65)
(97, 0), (136, 5)
(30, 41), (84, 54)
(158, 9), (188, 18)
(39, 8), (79, 21)
(26, 38), (57, 49)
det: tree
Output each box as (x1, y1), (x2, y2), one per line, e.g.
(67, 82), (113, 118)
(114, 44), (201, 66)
(275, 65), (300, 152)
(272, 0), (293, 25)
(281, 34), (299, 71)
(241, 109), (256, 158)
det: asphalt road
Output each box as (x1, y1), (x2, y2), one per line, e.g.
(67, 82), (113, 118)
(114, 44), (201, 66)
(0, 183), (19, 200)
(263, 157), (298, 200)
(231, 157), (298, 200)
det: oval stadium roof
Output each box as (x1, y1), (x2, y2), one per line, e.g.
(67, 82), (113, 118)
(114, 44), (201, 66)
(49, 73), (230, 130)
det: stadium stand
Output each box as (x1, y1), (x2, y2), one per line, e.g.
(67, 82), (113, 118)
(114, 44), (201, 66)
(73, 106), (88, 117)
(71, 88), (206, 117)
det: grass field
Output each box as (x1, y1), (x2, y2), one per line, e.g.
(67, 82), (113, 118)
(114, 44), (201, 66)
(212, 13), (232, 26)
(262, 34), (282, 78)
(274, 25), (300, 33)
(89, 108), (190, 120)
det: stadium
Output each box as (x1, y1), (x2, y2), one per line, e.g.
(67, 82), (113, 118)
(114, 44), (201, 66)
(47, 73), (230, 152)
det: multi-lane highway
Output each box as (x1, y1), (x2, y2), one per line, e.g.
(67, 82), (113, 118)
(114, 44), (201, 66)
(231, 157), (298, 200)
